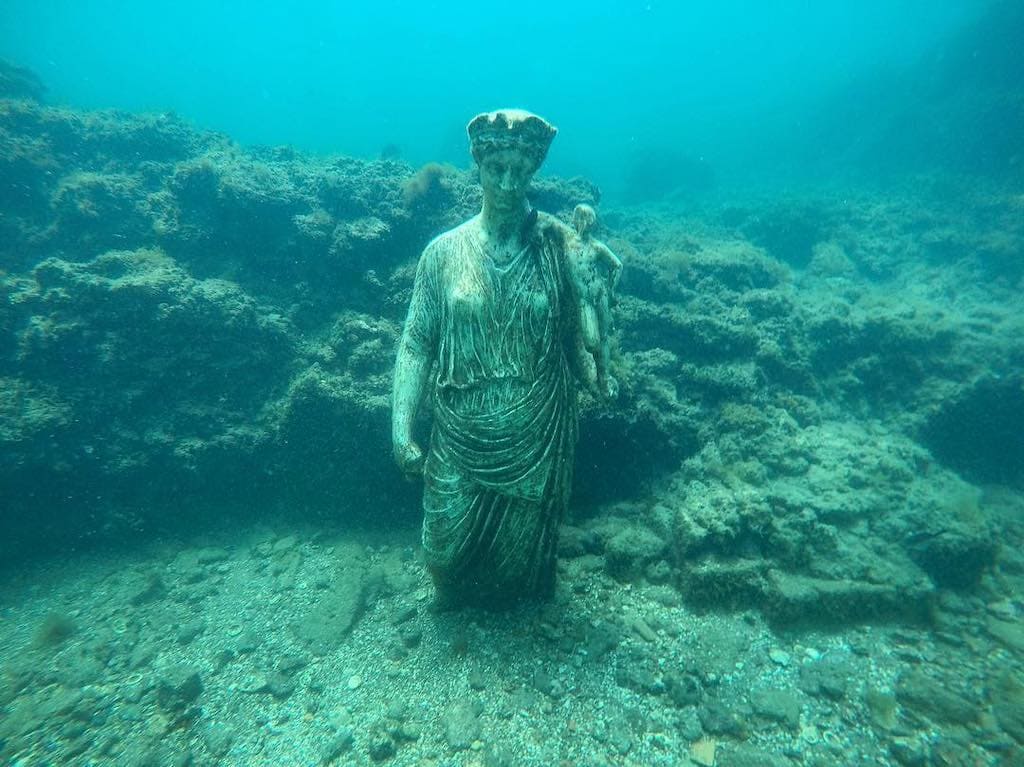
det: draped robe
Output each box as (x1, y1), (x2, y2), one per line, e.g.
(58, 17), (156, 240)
(401, 213), (578, 603)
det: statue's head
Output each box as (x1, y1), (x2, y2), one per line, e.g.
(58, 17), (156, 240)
(572, 204), (598, 236)
(468, 110), (556, 208)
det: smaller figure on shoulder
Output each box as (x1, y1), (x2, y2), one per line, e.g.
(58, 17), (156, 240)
(569, 203), (622, 400)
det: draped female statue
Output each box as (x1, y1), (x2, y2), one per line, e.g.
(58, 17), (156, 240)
(392, 109), (619, 606)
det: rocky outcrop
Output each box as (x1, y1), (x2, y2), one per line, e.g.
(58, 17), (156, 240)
(1, 82), (1021, 630)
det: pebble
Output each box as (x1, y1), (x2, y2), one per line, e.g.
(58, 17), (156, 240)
(321, 728), (354, 763)
(391, 604), (417, 625)
(468, 669), (487, 691)
(690, 738), (717, 767)
(769, 648), (792, 666)
(801, 723), (821, 745)
(629, 616), (658, 643)
(264, 672), (296, 700)
(987, 600), (1016, 620)
(347, 674), (363, 690)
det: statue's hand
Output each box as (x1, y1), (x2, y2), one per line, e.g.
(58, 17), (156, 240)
(394, 438), (425, 478)
(601, 374), (619, 401)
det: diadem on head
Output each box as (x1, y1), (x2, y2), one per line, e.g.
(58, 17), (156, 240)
(467, 109), (557, 172)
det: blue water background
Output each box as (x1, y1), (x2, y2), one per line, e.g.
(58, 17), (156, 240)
(0, 0), (993, 199)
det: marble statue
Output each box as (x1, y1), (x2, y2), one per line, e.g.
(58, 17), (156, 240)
(392, 109), (620, 606)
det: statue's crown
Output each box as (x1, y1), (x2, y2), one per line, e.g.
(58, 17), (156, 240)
(467, 109), (556, 169)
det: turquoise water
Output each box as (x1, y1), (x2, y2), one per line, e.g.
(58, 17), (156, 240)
(0, 0), (998, 198)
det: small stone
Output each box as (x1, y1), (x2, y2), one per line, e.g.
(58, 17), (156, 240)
(768, 648), (791, 666)
(391, 604), (417, 625)
(277, 653), (310, 676)
(321, 728), (354, 763)
(699, 701), (745, 737)
(468, 669), (487, 691)
(234, 629), (260, 654)
(584, 620), (621, 660)
(629, 616), (658, 643)
(203, 721), (235, 758)
(366, 726), (396, 761)
(665, 671), (702, 707)
(157, 666), (203, 713)
(607, 716), (633, 756)
(347, 674), (362, 690)
(690, 738), (716, 767)
(677, 706), (704, 740)
(987, 616), (1024, 653)
(718, 743), (794, 767)
(273, 535), (299, 553)
(896, 670), (978, 726)
(443, 700), (482, 750)
(398, 625), (422, 648)
(864, 688), (898, 731)
(889, 736), (928, 766)
(750, 688), (802, 730)
(265, 672), (296, 700)
(176, 619), (206, 645)
(799, 657), (850, 700)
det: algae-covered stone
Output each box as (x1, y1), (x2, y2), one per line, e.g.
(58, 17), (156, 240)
(584, 620), (621, 660)
(665, 670), (703, 707)
(798, 656), (851, 700)
(294, 547), (368, 655)
(443, 699), (483, 750)
(994, 701), (1024, 744)
(896, 670), (978, 726)
(320, 727), (354, 764)
(987, 616), (1024, 653)
(864, 688), (898, 731)
(156, 665), (203, 713)
(264, 672), (296, 700)
(750, 687), (802, 730)
(605, 525), (667, 579)
(766, 570), (932, 628)
(888, 737), (928, 767)
(990, 671), (1024, 744)
(366, 724), (396, 762)
(718, 743), (794, 767)
(202, 721), (235, 758)
(699, 701), (745, 737)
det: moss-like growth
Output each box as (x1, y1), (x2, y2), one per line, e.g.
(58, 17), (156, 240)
(401, 162), (452, 207)
(32, 611), (76, 648)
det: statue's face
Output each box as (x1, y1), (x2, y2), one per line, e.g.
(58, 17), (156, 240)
(478, 149), (535, 209)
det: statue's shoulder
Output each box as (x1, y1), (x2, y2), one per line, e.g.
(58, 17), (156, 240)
(534, 210), (580, 253)
(535, 210), (573, 237)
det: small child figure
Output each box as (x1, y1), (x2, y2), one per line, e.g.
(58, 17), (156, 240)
(569, 203), (622, 400)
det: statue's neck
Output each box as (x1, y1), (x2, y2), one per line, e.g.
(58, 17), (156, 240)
(480, 197), (531, 246)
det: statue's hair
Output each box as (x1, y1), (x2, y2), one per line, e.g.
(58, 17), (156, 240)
(467, 109), (556, 171)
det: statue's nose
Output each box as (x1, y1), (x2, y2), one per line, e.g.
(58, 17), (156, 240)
(499, 170), (515, 191)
